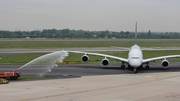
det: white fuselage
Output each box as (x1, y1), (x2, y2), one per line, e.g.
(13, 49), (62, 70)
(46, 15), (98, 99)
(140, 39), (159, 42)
(128, 45), (143, 68)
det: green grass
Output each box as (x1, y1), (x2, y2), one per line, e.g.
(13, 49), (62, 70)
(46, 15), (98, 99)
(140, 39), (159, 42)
(0, 50), (180, 64)
(0, 39), (180, 64)
(0, 39), (180, 49)
(0, 53), (46, 64)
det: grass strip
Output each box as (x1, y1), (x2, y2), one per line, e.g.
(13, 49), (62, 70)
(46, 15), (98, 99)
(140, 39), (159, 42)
(0, 39), (180, 49)
(1, 50), (180, 65)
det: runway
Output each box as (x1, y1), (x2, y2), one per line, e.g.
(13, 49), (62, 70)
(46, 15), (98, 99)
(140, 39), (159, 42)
(1, 63), (180, 101)
(1, 63), (180, 76)
(1, 47), (180, 54)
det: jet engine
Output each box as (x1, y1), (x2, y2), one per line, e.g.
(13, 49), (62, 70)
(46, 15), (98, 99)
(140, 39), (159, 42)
(81, 55), (89, 62)
(101, 58), (109, 66)
(161, 60), (169, 68)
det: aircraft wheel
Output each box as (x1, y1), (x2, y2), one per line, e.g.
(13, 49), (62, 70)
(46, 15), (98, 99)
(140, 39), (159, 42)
(133, 71), (137, 74)
(145, 66), (150, 69)
(121, 65), (125, 69)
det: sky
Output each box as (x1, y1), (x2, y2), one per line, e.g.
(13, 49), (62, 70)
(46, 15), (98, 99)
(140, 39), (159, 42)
(0, 0), (180, 32)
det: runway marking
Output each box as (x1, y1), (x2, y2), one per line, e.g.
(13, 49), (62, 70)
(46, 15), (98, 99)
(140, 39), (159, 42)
(165, 74), (176, 77)
(145, 75), (154, 78)
(145, 75), (159, 81)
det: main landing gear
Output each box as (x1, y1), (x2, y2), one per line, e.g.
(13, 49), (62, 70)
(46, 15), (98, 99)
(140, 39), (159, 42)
(145, 63), (150, 69)
(145, 65), (150, 69)
(133, 64), (150, 73)
(121, 63), (150, 74)
(121, 64), (125, 69)
(145, 66), (150, 69)
(121, 64), (137, 73)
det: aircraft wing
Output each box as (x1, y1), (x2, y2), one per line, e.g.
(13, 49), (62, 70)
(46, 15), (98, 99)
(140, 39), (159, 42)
(143, 55), (180, 63)
(68, 51), (128, 63)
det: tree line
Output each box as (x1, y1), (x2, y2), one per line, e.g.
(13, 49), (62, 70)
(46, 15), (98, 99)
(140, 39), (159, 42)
(0, 29), (180, 39)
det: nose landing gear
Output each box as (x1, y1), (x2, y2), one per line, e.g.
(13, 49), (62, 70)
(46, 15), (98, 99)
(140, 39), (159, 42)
(133, 68), (137, 74)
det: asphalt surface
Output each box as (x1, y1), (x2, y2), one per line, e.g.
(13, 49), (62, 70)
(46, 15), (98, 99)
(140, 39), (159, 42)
(1, 63), (180, 76)
(1, 63), (180, 101)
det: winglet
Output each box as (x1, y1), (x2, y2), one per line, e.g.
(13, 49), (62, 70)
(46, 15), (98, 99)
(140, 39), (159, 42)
(134, 22), (138, 45)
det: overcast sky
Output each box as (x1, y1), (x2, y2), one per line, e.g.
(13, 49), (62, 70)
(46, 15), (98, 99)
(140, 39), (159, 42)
(0, 0), (180, 32)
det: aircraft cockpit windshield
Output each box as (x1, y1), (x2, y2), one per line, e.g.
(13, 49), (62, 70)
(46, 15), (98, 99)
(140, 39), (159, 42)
(131, 57), (140, 59)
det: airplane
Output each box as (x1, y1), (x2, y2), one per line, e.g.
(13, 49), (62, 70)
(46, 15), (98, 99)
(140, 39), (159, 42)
(68, 22), (180, 73)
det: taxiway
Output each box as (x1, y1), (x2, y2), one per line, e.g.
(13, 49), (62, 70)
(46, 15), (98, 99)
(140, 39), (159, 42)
(1, 63), (180, 76)
(1, 63), (180, 101)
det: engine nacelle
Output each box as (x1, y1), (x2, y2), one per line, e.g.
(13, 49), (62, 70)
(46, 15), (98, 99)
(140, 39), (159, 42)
(81, 55), (89, 62)
(161, 60), (169, 68)
(101, 58), (109, 66)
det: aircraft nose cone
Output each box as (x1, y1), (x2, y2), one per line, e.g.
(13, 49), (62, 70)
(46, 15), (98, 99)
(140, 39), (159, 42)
(129, 60), (142, 68)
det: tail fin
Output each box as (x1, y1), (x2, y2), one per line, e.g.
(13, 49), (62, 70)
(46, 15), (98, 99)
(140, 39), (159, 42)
(134, 22), (138, 45)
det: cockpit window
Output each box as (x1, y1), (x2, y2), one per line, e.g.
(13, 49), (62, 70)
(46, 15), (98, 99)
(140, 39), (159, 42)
(131, 57), (140, 59)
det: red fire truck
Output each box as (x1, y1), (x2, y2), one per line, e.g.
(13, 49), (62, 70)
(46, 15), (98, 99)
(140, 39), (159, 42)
(0, 70), (20, 80)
